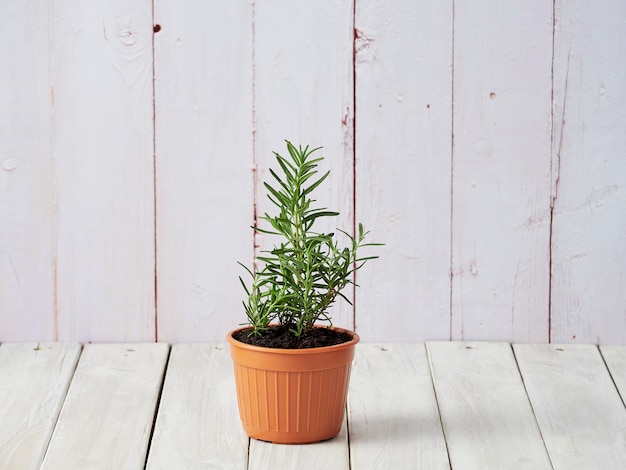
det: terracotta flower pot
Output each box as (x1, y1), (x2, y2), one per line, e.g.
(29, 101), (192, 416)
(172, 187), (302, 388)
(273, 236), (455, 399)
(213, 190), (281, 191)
(226, 325), (359, 444)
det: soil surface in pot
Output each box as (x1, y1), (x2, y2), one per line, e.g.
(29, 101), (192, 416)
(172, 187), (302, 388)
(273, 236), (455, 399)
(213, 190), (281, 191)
(233, 324), (353, 349)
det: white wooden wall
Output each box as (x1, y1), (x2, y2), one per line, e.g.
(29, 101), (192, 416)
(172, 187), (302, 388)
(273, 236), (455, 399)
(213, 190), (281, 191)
(1, 1), (625, 344)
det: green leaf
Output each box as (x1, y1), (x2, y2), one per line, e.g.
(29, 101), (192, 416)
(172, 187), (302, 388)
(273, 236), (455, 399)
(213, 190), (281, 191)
(275, 154), (296, 180)
(263, 182), (287, 205)
(303, 211), (339, 224)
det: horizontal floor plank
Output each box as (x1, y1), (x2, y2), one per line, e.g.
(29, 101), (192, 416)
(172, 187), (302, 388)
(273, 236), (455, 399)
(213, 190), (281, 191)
(427, 342), (552, 469)
(349, 344), (450, 469)
(514, 344), (626, 469)
(146, 343), (248, 470)
(0, 343), (81, 470)
(40, 343), (169, 470)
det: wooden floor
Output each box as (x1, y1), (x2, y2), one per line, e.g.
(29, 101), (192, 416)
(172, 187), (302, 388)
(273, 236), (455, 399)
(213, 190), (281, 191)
(1, 342), (625, 469)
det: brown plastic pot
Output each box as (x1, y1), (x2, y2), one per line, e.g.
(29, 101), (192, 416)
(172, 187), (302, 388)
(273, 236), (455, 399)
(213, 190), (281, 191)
(226, 325), (359, 444)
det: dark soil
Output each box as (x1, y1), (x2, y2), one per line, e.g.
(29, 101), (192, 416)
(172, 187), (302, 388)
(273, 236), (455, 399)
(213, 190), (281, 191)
(233, 324), (353, 349)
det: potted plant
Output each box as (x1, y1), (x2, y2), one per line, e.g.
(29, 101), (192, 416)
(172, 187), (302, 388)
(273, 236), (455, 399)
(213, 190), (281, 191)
(226, 141), (380, 444)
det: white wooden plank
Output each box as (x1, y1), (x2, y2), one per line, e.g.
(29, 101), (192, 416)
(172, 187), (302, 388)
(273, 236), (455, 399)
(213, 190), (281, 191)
(248, 417), (349, 470)
(354, 0), (453, 341)
(427, 342), (552, 469)
(600, 346), (626, 404)
(451, 0), (553, 341)
(153, 1), (254, 342)
(550, 0), (626, 344)
(51, 0), (155, 341)
(0, 343), (81, 469)
(146, 344), (248, 469)
(514, 344), (626, 469)
(254, 0), (355, 330)
(0, 1), (56, 340)
(348, 344), (449, 469)
(41, 343), (169, 470)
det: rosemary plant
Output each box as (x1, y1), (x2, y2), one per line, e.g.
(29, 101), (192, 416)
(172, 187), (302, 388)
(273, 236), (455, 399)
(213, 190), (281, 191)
(239, 141), (380, 338)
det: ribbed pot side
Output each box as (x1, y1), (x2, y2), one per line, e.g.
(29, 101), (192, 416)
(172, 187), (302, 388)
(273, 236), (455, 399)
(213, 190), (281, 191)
(226, 326), (359, 444)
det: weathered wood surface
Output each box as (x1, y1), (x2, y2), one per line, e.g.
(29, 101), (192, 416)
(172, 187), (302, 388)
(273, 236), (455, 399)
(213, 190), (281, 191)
(450, 0), (553, 342)
(0, 343), (81, 470)
(549, 0), (626, 344)
(600, 345), (626, 401)
(0, 1), (156, 342)
(40, 343), (169, 469)
(514, 344), (626, 469)
(146, 344), (248, 469)
(1, 1), (625, 345)
(50, 0), (156, 342)
(349, 344), (449, 469)
(153, 0), (253, 342)
(354, 0), (453, 342)
(0, 1), (56, 340)
(2, 341), (625, 468)
(427, 342), (552, 469)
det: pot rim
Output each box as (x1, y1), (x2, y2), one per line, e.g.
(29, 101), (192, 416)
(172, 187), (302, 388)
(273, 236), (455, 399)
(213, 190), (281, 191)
(226, 324), (360, 355)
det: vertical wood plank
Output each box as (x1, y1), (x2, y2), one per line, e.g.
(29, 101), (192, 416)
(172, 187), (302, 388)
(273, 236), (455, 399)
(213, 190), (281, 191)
(600, 346), (626, 403)
(41, 343), (169, 470)
(354, 0), (453, 341)
(348, 344), (450, 469)
(248, 418), (349, 470)
(146, 344), (248, 469)
(427, 342), (552, 469)
(0, 1), (55, 340)
(550, 0), (626, 344)
(451, 0), (553, 341)
(514, 344), (626, 469)
(0, 343), (81, 470)
(52, 0), (155, 341)
(253, 0), (355, 329)
(154, 1), (254, 342)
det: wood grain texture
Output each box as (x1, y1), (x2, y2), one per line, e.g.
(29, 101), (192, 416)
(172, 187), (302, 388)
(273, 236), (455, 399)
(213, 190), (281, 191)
(354, 0), (453, 342)
(1, 2), (626, 345)
(451, 0), (553, 341)
(600, 345), (626, 403)
(550, 0), (626, 344)
(41, 343), (169, 470)
(348, 344), (450, 469)
(514, 344), (626, 469)
(249, 418), (349, 470)
(427, 342), (552, 469)
(253, 0), (355, 330)
(51, 0), (155, 342)
(0, 0), (55, 340)
(146, 344), (248, 469)
(0, 343), (81, 469)
(154, 1), (254, 342)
